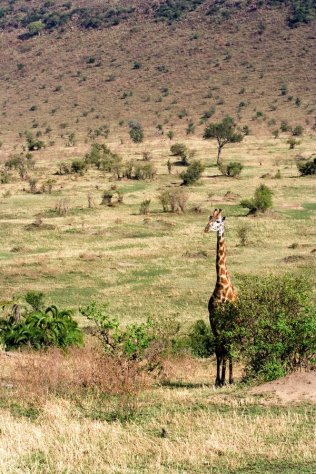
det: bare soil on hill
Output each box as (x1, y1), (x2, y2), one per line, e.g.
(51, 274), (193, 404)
(251, 370), (316, 404)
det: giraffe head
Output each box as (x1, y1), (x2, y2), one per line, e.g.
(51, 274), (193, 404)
(204, 209), (226, 236)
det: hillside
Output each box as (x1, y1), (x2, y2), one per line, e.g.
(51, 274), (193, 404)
(0, 0), (315, 150)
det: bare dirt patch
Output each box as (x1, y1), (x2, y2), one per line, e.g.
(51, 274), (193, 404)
(251, 371), (316, 404)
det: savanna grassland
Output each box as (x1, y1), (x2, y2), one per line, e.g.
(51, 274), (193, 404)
(0, 1), (316, 473)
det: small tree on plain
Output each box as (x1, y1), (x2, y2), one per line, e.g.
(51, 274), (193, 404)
(203, 116), (244, 165)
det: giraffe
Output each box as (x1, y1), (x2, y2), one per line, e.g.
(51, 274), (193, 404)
(204, 208), (237, 387)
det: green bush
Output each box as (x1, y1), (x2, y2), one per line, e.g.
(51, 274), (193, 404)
(155, 0), (204, 21)
(25, 132), (45, 151)
(287, 137), (300, 149)
(79, 302), (153, 360)
(292, 125), (304, 136)
(180, 160), (205, 185)
(25, 291), (45, 311)
(128, 121), (144, 143)
(297, 157), (316, 176)
(288, 0), (316, 27)
(188, 320), (215, 358)
(241, 184), (273, 214)
(170, 143), (189, 163)
(234, 274), (316, 381)
(71, 159), (86, 175)
(219, 161), (243, 177)
(0, 305), (83, 350)
(85, 143), (121, 171)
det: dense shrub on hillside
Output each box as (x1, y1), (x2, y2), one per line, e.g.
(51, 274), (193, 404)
(128, 121), (144, 143)
(292, 125), (304, 136)
(241, 184), (273, 213)
(288, 0), (316, 27)
(25, 132), (45, 151)
(297, 157), (316, 175)
(180, 160), (205, 185)
(0, 304), (83, 350)
(155, 0), (204, 21)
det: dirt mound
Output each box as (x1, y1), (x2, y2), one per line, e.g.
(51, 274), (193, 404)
(251, 371), (316, 404)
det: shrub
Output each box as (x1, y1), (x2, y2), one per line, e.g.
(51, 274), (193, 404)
(280, 120), (291, 132)
(85, 143), (121, 171)
(128, 121), (144, 143)
(297, 157), (316, 176)
(27, 21), (44, 36)
(237, 225), (250, 246)
(219, 161), (243, 177)
(170, 143), (188, 163)
(139, 199), (151, 215)
(180, 160), (205, 185)
(25, 132), (45, 151)
(25, 291), (45, 311)
(71, 159), (86, 175)
(55, 199), (69, 216)
(155, 0), (204, 21)
(287, 137), (300, 149)
(159, 188), (189, 213)
(101, 189), (123, 207)
(292, 125), (304, 136)
(80, 303), (183, 373)
(241, 184), (273, 214)
(234, 274), (316, 381)
(0, 305), (83, 351)
(188, 320), (215, 358)
(186, 121), (195, 135)
(134, 163), (157, 181)
(288, 0), (316, 27)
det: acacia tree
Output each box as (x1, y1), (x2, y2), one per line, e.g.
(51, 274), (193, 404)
(203, 116), (244, 165)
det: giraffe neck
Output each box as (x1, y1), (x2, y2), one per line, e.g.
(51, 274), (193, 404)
(215, 232), (232, 288)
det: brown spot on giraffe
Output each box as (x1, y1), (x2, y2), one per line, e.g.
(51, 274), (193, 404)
(205, 209), (237, 387)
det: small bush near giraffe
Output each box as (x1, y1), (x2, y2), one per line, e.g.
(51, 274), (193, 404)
(240, 184), (273, 214)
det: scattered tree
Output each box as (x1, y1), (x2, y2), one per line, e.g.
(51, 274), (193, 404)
(203, 116), (244, 165)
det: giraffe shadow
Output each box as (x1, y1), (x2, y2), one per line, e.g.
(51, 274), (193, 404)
(160, 381), (213, 389)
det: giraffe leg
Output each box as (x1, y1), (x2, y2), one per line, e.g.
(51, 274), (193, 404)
(221, 355), (227, 386)
(215, 349), (222, 387)
(229, 358), (234, 384)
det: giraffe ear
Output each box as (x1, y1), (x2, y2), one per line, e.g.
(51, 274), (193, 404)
(222, 216), (226, 221)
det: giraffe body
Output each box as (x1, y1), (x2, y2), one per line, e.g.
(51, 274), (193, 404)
(205, 209), (237, 387)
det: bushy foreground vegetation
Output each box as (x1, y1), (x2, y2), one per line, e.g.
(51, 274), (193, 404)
(1, 274), (315, 385)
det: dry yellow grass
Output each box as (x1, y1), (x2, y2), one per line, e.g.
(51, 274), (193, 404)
(1, 349), (316, 473)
